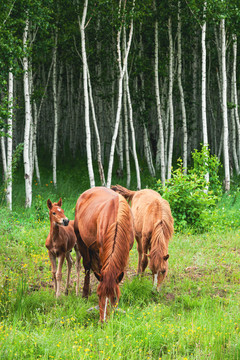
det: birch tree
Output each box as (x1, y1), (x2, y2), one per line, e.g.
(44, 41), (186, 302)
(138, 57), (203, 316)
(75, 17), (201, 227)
(154, 0), (165, 185)
(220, 15), (230, 191)
(167, 15), (174, 180)
(23, 17), (33, 208)
(79, 0), (95, 187)
(201, 1), (209, 188)
(52, 30), (58, 188)
(6, 71), (13, 210)
(177, 0), (188, 173)
(106, 0), (135, 188)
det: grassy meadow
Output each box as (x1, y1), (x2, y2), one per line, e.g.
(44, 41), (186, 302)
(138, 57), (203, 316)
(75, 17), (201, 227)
(0, 161), (240, 359)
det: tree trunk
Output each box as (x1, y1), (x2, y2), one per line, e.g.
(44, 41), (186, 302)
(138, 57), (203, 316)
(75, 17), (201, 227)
(106, 0), (134, 188)
(6, 70), (13, 209)
(124, 27), (141, 189)
(87, 66), (106, 185)
(232, 34), (240, 165)
(154, 0), (165, 184)
(167, 16), (174, 180)
(79, 0), (95, 187)
(52, 31), (58, 188)
(177, 1), (188, 173)
(23, 18), (32, 208)
(201, 1), (209, 188)
(123, 75), (131, 187)
(220, 17), (230, 191)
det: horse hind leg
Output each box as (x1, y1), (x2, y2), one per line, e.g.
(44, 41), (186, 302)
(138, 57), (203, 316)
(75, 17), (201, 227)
(74, 244), (81, 296)
(65, 252), (73, 295)
(141, 234), (150, 274)
(136, 235), (143, 275)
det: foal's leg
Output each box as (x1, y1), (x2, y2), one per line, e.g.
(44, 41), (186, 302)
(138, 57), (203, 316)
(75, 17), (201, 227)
(74, 244), (81, 296)
(56, 253), (65, 298)
(48, 251), (57, 293)
(65, 252), (73, 295)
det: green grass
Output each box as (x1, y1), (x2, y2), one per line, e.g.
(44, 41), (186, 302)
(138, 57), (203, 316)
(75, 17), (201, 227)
(0, 161), (240, 359)
(0, 205), (240, 359)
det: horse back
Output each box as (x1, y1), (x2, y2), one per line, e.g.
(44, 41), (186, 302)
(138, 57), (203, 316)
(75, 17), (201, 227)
(75, 187), (119, 249)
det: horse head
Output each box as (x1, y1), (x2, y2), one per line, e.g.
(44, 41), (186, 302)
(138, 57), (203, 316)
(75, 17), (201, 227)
(148, 251), (169, 290)
(47, 198), (69, 226)
(95, 271), (124, 322)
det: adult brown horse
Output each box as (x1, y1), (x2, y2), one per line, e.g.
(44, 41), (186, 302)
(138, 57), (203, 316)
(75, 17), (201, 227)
(46, 198), (81, 297)
(111, 185), (174, 290)
(74, 187), (134, 322)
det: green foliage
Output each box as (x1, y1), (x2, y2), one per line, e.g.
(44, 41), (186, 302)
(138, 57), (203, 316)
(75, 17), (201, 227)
(154, 147), (222, 232)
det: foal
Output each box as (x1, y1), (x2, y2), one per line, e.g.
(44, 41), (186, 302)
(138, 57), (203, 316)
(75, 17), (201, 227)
(45, 198), (81, 297)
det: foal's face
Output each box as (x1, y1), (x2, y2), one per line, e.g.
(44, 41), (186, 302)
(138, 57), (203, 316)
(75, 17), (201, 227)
(47, 198), (69, 226)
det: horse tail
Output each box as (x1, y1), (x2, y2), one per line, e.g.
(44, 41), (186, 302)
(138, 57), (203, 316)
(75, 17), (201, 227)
(101, 194), (134, 275)
(111, 184), (135, 202)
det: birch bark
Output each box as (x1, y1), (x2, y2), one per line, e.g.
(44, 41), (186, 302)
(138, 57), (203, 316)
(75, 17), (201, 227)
(201, 1), (209, 188)
(232, 34), (240, 164)
(6, 71), (13, 210)
(177, 1), (188, 173)
(23, 18), (32, 208)
(106, 0), (134, 188)
(220, 17), (230, 191)
(52, 31), (58, 188)
(167, 16), (174, 180)
(79, 0), (95, 187)
(154, 0), (165, 184)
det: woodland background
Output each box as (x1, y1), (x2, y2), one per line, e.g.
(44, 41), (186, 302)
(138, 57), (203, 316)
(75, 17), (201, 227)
(1, 0), (240, 209)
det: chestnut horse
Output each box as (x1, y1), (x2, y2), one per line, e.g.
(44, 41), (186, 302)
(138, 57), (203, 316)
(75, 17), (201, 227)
(74, 187), (134, 322)
(111, 185), (174, 290)
(46, 198), (81, 297)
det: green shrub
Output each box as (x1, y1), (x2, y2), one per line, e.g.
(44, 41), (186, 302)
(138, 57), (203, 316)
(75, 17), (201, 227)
(154, 147), (222, 232)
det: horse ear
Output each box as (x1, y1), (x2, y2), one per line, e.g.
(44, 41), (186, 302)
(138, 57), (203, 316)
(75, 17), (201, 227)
(116, 272), (124, 284)
(47, 199), (52, 209)
(163, 254), (169, 261)
(94, 272), (103, 282)
(57, 198), (62, 207)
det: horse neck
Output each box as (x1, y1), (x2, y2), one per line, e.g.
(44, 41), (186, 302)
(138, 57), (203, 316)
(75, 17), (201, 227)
(50, 221), (60, 242)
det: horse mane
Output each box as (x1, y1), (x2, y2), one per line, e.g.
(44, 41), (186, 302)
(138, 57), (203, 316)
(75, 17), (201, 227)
(98, 195), (133, 297)
(150, 198), (174, 262)
(111, 184), (135, 202)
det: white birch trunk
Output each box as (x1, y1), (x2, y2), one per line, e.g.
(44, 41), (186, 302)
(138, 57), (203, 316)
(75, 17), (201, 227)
(1, 135), (7, 179)
(154, 0), (165, 184)
(123, 76), (131, 187)
(167, 16), (174, 180)
(23, 18), (32, 208)
(231, 73), (239, 174)
(87, 66), (106, 185)
(52, 31), (58, 188)
(232, 34), (240, 164)
(6, 71), (13, 210)
(220, 17), (230, 191)
(192, 32), (198, 151)
(177, 1), (188, 173)
(124, 27), (141, 189)
(79, 0), (95, 187)
(201, 2), (209, 188)
(106, 0), (134, 188)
